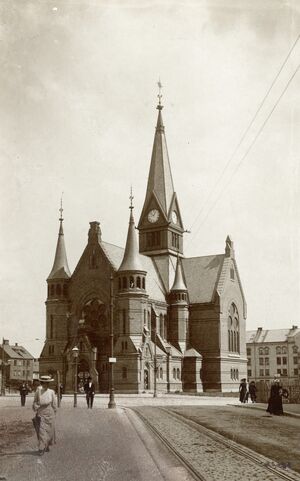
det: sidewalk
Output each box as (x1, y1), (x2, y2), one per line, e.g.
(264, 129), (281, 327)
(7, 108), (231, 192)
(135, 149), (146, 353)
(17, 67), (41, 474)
(232, 402), (300, 418)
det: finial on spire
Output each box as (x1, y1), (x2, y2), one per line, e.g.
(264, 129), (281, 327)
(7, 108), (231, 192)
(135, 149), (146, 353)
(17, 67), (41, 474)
(157, 78), (163, 110)
(129, 186), (134, 211)
(59, 192), (64, 221)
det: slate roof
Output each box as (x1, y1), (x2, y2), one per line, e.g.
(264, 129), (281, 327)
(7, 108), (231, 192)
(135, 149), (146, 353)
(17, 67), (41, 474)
(246, 327), (300, 343)
(182, 254), (225, 304)
(101, 241), (166, 302)
(2, 344), (33, 359)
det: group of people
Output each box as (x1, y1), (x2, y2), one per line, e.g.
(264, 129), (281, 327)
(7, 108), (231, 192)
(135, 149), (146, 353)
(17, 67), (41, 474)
(239, 379), (257, 403)
(31, 374), (95, 455)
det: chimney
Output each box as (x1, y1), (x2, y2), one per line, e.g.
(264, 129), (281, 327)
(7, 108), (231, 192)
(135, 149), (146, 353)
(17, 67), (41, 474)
(257, 327), (262, 332)
(15, 343), (18, 346)
(292, 325), (298, 330)
(3, 339), (9, 345)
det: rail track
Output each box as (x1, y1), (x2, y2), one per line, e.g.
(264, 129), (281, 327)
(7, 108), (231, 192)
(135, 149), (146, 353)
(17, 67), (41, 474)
(132, 406), (300, 481)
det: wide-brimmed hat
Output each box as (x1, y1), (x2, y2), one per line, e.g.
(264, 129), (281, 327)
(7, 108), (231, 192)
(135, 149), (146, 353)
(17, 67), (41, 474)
(39, 375), (54, 383)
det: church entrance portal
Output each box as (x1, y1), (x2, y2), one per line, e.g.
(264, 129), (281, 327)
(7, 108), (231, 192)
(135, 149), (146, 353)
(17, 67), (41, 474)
(78, 359), (90, 393)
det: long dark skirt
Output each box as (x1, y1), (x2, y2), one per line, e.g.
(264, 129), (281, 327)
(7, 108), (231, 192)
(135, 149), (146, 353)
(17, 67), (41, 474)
(266, 387), (283, 415)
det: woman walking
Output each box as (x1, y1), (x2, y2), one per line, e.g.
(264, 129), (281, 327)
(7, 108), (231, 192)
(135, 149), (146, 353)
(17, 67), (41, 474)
(32, 375), (57, 455)
(266, 378), (283, 415)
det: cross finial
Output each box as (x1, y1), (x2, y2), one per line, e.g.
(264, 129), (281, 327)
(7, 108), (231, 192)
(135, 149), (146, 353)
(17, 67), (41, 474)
(157, 78), (163, 110)
(129, 186), (134, 211)
(59, 192), (64, 221)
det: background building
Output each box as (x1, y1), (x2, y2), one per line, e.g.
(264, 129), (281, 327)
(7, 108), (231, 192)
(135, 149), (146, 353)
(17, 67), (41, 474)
(246, 326), (300, 383)
(0, 339), (37, 392)
(39, 101), (247, 393)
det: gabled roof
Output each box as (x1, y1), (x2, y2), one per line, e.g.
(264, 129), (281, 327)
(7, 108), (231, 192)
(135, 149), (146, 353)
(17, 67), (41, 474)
(246, 327), (300, 344)
(2, 344), (33, 359)
(182, 254), (224, 304)
(184, 348), (202, 358)
(101, 241), (166, 302)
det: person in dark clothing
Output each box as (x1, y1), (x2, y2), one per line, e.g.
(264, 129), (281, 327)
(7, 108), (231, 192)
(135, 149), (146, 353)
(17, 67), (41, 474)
(84, 376), (95, 408)
(249, 381), (257, 403)
(239, 378), (248, 403)
(19, 382), (29, 406)
(266, 379), (284, 415)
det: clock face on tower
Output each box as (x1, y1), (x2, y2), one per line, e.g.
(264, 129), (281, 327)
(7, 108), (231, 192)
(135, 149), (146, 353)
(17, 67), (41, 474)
(148, 209), (160, 223)
(172, 210), (178, 224)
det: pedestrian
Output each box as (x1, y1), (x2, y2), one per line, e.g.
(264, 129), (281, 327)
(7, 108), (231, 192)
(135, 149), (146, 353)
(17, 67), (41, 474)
(266, 378), (284, 415)
(239, 378), (248, 403)
(32, 375), (57, 455)
(19, 382), (29, 406)
(59, 383), (63, 402)
(249, 381), (257, 403)
(84, 376), (95, 409)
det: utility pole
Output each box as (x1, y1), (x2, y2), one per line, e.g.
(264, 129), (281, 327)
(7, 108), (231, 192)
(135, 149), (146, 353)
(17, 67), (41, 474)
(108, 274), (116, 409)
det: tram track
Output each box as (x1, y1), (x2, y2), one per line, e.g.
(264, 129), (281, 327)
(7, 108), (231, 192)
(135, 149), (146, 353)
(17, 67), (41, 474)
(132, 406), (300, 481)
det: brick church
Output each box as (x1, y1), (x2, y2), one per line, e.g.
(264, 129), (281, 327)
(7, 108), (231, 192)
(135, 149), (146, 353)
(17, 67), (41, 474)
(39, 99), (247, 393)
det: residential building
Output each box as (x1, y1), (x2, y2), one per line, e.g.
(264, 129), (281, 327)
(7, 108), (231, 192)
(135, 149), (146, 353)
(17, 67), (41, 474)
(0, 339), (36, 390)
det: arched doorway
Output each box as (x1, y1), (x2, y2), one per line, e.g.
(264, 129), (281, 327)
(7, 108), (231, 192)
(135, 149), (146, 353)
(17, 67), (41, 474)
(78, 359), (90, 393)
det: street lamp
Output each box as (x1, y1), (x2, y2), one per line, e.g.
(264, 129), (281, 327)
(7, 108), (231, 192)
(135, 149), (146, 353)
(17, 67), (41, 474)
(153, 327), (158, 398)
(108, 274), (116, 409)
(72, 346), (79, 407)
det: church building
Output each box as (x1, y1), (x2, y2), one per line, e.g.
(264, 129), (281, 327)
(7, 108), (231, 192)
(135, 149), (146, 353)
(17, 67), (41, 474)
(39, 98), (247, 393)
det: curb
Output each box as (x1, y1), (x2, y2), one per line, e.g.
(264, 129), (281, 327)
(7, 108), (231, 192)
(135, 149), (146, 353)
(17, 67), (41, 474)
(230, 403), (300, 419)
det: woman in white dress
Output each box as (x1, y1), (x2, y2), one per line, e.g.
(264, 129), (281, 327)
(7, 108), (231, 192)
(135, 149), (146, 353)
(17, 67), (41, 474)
(33, 375), (57, 455)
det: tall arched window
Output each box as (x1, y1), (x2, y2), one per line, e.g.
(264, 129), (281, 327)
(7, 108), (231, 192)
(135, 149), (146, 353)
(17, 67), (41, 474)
(228, 303), (240, 353)
(159, 314), (164, 337)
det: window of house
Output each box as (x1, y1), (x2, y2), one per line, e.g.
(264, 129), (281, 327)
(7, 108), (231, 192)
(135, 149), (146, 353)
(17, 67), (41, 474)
(259, 358), (264, 366)
(282, 346), (287, 354)
(118, 278), (122, 290)
(56, 284), (61, 296)
(137, 277), (141, 288)
(246, 348), (251, 356)
(164, 315), (168, 339)
(282, 357), (287, 365)
(230, 368), (233, 379)
(292, 345), (298, 353)
(129, 276), (134, 288)
(144, 310), (147, 325)
(259, 347), (264, 355)
(142, 277), (145, 289)
(122, 309), (126, 334)
(230, 268), (235, 280)
(122, 277), (127, 289)
(276, 346), (281, 354)
(14, 360), (17, 366)
(160, 367), (163, 379)
(277, 369), (281, 375)
(277, 357), (281, 365)
(177, 368), (180, 380)
(173, 368), (176, 379)
(147, 311), (151, 330)
(247, 369), (252, 377)
(171, 233), (179, 249)
(282, 369), (287, 376)
(264, 347), (269, 355)
(159, 314), (164, 338)
(259, 369), (264, 376)
(50, 315), (53, 339)
(293, 357), (298, 364)
(146, 231), (161, 248)
(265, 357), (269, 366)
(122, 367), (127, 379)
(294, 369), (298, 376)
(247, 358), (251, 365)
(265, 369), (270, 376)
(50, 285), (55, 297)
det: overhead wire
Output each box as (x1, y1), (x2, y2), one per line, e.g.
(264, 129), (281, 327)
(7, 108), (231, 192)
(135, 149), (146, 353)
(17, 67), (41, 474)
(188, 62), (300, 247)
(186, 33), (300, 240)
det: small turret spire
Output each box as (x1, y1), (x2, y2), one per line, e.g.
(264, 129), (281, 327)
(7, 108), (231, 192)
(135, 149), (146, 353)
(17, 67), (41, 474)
(171, 256), (187, 291)
(119, 192), (144, 272)
(47, 197), (71, 280)
(157, 78), (163, 111)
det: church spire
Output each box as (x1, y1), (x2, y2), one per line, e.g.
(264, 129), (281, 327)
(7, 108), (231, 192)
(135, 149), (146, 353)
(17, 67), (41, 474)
(48, 198), (71, 280)
(119, 190), (144, 272)
(140, 83), (175, 217)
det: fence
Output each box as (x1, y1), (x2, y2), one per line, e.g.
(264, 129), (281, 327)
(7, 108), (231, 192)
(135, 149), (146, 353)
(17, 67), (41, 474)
(256, 379), (300, 404)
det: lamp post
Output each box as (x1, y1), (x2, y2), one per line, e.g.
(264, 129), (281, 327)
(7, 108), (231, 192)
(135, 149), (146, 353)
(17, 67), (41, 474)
(72, 346), (79, 407)
(108, 274), (116, 409)
(153, 327), (158, 398)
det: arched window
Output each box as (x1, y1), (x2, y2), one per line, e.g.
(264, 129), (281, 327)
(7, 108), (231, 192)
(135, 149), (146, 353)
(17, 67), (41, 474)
(48, 285), (50, 297)
(173, 368), (176, 379)
(137, 277), (141, 288)
(160, 367), (163, 379)
(56, 284), (61, 296)
(264, 347), (269, 355)
(118, 278), (122, 290)
(228, 303), (239, 353)
(51, 285), (55, 297)
(50, 315), (53, 339)
(259, 347), (264, 355)
(122, 277), (127, 289)
(293, 345), (298, 353)
(144, 309), (146, 325)
(177, 368), (180, 380)
(63, 284), (68, 297)
(282, 346), (287, 354)
(129, 276), (134, 288)
(122, 309), (126, 334)
(276, 346), (281, 354)
(147, 311), (151, 330)
(164, 315), (168, 339)
(142, 277), (145, 289)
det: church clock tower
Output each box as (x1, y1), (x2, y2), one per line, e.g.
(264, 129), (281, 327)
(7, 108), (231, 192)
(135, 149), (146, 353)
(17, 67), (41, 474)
(138, 95), (184, 260)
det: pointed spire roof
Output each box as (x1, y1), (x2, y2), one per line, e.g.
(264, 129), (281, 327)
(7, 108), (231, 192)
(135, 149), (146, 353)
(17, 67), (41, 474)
(171, 256), (187, 291)
(47, 201), (71, 280)
(143, 97), (175, 216)
(119, 193), (145, 272)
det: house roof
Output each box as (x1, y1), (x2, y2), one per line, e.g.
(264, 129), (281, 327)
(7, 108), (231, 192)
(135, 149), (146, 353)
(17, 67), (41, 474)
(2, 344), (33, 359)
(101, 241), (166, 302)
(182, 254), (224, 303)
(246, 327), (300, 344)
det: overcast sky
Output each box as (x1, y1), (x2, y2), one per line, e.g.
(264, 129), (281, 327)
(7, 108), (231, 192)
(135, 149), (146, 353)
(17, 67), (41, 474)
(1, 0), (299, 357)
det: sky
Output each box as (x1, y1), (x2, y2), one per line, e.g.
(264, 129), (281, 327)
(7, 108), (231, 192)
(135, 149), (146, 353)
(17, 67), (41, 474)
(0, 0), (299, 357)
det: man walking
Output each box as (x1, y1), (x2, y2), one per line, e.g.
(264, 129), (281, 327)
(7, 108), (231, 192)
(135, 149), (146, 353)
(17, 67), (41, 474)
(84, 376), (95, 409)
(19, 382), (29, 406)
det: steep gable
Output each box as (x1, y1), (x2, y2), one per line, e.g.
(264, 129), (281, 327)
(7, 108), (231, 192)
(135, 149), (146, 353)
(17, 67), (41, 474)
(182, 254), (224, 304)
